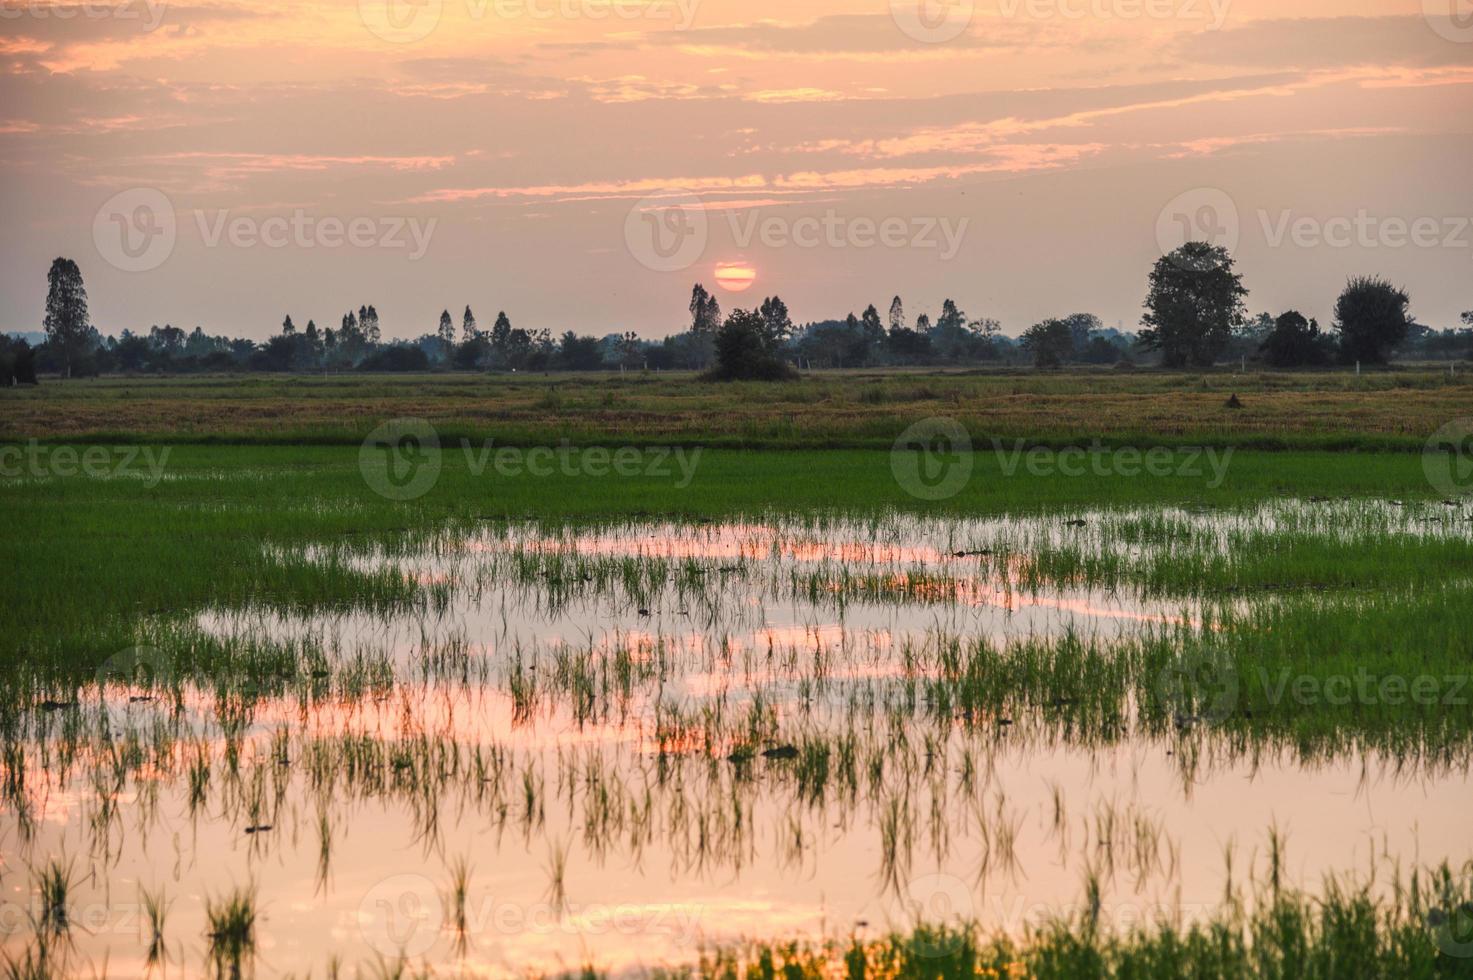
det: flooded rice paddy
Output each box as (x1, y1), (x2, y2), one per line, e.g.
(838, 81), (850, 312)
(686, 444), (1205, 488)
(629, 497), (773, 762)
(4, 503), (1472, 976)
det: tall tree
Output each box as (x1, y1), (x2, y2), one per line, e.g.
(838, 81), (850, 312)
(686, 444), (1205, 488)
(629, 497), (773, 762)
(1138, 242), (1247, 368)
(935, 299), (965, 334)
(758, 296), (793, 348)
(282, 315), (296, 335)
(888, 296), (905, 333)
(43, 258), (91, 378)
(462, 306), (478, 343)
(1333, 276), (1411, 365)
(689, 284), (721, 335)
(360, 305), (381, 345)
(437, 309), (455, 351)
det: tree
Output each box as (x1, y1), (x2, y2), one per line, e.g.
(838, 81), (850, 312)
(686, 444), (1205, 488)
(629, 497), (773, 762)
(1333, 276), (1411, 365)
(1021, 318), (1075, 368)
(708, 308), (796, 381)
(559, 331), (604, 371)
(282, 315), (296, 336)
(43, 258), (91, 378)
(490, 311), (513, 364)
(689, 284), (721, 335)
(888, 296), (905, 333)
(758, 296), (793, 349)
(1060, 313), (1103, 351)
(0, 336), (38, 386)
(1463, 311), (1472, 327)
(1258, 310), (1332, 368)
(617, 331), (642, 369)
(359, 305), (381, 345)
(1138, 242), (1247, 368)
(462, 306), (478, 343)
(687, 284), (720, 368)
(437, 309), (455, 356)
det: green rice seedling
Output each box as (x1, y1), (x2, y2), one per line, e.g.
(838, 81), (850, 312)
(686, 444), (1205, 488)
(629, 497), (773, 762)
(205, 884), (257, 980)
(140, 883), (170, 969)
(445, 855), (471, 957)
(544, 837), (571, 917)
(30, 857), (75, 937)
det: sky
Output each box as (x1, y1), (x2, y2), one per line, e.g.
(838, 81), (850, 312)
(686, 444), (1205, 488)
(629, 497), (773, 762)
(2, 0), (1471, 341)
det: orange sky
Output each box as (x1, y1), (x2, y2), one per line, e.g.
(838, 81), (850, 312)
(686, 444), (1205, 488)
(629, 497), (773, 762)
(2, 0), (1471, 337)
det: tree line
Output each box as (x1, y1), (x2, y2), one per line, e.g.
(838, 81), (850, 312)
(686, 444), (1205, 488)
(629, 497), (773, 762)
(3, 250), (1470, 384)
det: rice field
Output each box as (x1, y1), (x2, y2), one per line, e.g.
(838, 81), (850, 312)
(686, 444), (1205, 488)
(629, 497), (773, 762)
(2, 387), (1472, 977)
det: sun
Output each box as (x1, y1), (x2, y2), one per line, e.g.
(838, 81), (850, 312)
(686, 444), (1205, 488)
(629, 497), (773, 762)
(714, 263), (756, 293)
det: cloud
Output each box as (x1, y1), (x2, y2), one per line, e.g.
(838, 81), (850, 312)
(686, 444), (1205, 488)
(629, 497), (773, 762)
(1172, 16), (1473, 70)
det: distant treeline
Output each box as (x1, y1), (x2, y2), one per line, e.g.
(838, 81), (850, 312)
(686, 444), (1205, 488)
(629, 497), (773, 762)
(5, 250), (1471, 383)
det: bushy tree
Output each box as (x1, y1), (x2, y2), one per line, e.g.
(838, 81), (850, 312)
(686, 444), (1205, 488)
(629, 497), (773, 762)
(1021, 318), (1075, 368)
(558, 331), (604, 371)
(1138, 243), (1247, 368)
(1061, 313), (1103, 351)
(1260, 310), (1333, 368)
(0, 336), (38, 385)
(707, 308), (796, 381)
(1333, 276), (1411, 365)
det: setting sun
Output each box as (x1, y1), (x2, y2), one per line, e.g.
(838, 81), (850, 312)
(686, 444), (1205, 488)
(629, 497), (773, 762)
(714, 263), (757, 293)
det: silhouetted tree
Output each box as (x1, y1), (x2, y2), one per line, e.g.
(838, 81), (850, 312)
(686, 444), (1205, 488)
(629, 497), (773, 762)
(758, 296), (793, 348)
(708, 308), (795, 381)
(687, 284), (720, 368)
(437, 309), (455, 358)
(462, 306), (478, 342)
(1021, 318), (1074, 368)
(1260, 310), (1333, 368)
(1333, 276), (1411, 365)
(888, 296), (904, 332)
(1061, 313), (1103, 351)
(359, 305), (381, 345)
(559, 331), (604, 371)
(43, 258), (91, 378)
(1138, 243), (1247, 368)
(490, 311), (513, 365)
(0, 337), (37, 386)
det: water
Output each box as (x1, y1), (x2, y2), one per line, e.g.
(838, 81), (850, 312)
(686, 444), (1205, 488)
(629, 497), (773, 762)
(4, 507), (1469, 976)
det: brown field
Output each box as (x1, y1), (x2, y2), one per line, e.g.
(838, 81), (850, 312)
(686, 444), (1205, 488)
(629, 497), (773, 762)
(2, 366), (1469, 448)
